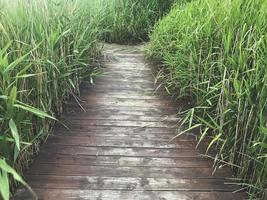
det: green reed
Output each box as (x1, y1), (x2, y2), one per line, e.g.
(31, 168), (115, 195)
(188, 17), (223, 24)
(93, 0), (175, 44)
(147, 0), (267, 199)
(0, 0), (101, 199)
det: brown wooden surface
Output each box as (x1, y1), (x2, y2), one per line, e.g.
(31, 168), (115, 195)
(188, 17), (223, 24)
(13, 44), (246, 200)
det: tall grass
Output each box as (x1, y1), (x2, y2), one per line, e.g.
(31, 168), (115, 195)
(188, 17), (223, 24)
(147, 0), (267, 199)
(0, 0), (100, 199)
(93, 0), (175, 44)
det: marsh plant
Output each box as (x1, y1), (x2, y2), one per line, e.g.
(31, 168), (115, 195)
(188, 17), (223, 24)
(148, 0), (267, 199)
(0, 0), (101, 199)
(94, 0), (175, 43)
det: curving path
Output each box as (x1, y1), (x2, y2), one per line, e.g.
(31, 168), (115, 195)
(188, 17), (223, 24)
(14, 44), (246, 200)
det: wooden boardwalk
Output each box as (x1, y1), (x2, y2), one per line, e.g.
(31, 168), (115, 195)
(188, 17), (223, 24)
(14, 44), (246, 200)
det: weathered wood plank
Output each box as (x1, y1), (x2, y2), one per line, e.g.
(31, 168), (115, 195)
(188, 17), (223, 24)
(86, 73), (155, 81)
(102, 68), (153, 74)
(14, 189), (246, 200)
(102, 63), (151, 71)
(60, 119), (176, 129)
(39, 145), (203, 158)
(80, 92), (161, 100)
(64, 102), (178, 115)
(25, 176), (240, 191)
(53, 125), (180, 134)
(33, 155), (213, 168)
(94, 78), (155, 85)
(61, 113), (179, 123)
(92, 81), (155, 88)
(87, 84), (156, 92)
(79, 92), (173, 101)
(27, 164), (231, 178)
(87, 74), (156, 82)
(76, 98), (176, 108)
(46, 135), (201, 149)
(49, 132), (197, 142)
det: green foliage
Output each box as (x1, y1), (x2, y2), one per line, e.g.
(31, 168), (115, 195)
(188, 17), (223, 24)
(0, 158), (37, 200)
(148, 0), (267, 199)
(93, 0), (175, 44)
(0, 0), (101, 198)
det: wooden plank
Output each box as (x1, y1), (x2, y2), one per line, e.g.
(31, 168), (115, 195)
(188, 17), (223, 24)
(33, 155), (213, 168)
(103, 61), (147, 66)
(80, 86), (158, 95)
(80, 93), (161, 100)
(27, 164), (231, 178)
(65, 103), (177, 111)
(110, 52), (144, 57)
(93, 80), (155, 87)
(79, 90), (172, 99)
(63, 109), (178, 119)
(61, 113), (179, 123)
(50, 127), (199, 142)
(105, 57), (144, 63)
(88, 74), (156, 82)
(91, 71), (153, 77)
(53, 125), (180, 134)
(102, 63), (150, 71)
(88, 81), (155, 88)
(25, 176), (240, 191)
(80, 96), (169, 104)
(93, 75), (155, 83)
(39, 145), (203, 158)
(102, 67), (152, 73)
(13, 189), (246, 200)
(100, 57), (145, 61)
(64, 105), (178, 115)
(75, 98), (176, 108)
(66, 99), (178, 108)
(50, 132), (197, 142)
(60, 119), (176, 129)
(104, 56), (145, 62)
(46, 135), (200, 149)
(102, 62), (148, 67)
(84, 85), (155, 92)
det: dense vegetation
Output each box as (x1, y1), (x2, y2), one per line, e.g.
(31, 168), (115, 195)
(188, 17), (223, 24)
(0, 0), (174, 199)
(95, 0), (175, 43)
(147, 0), (267, 199)
(0, 0), (101, 199)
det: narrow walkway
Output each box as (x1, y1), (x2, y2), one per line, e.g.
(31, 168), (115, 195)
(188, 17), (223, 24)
(14, 44), (246, 200)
